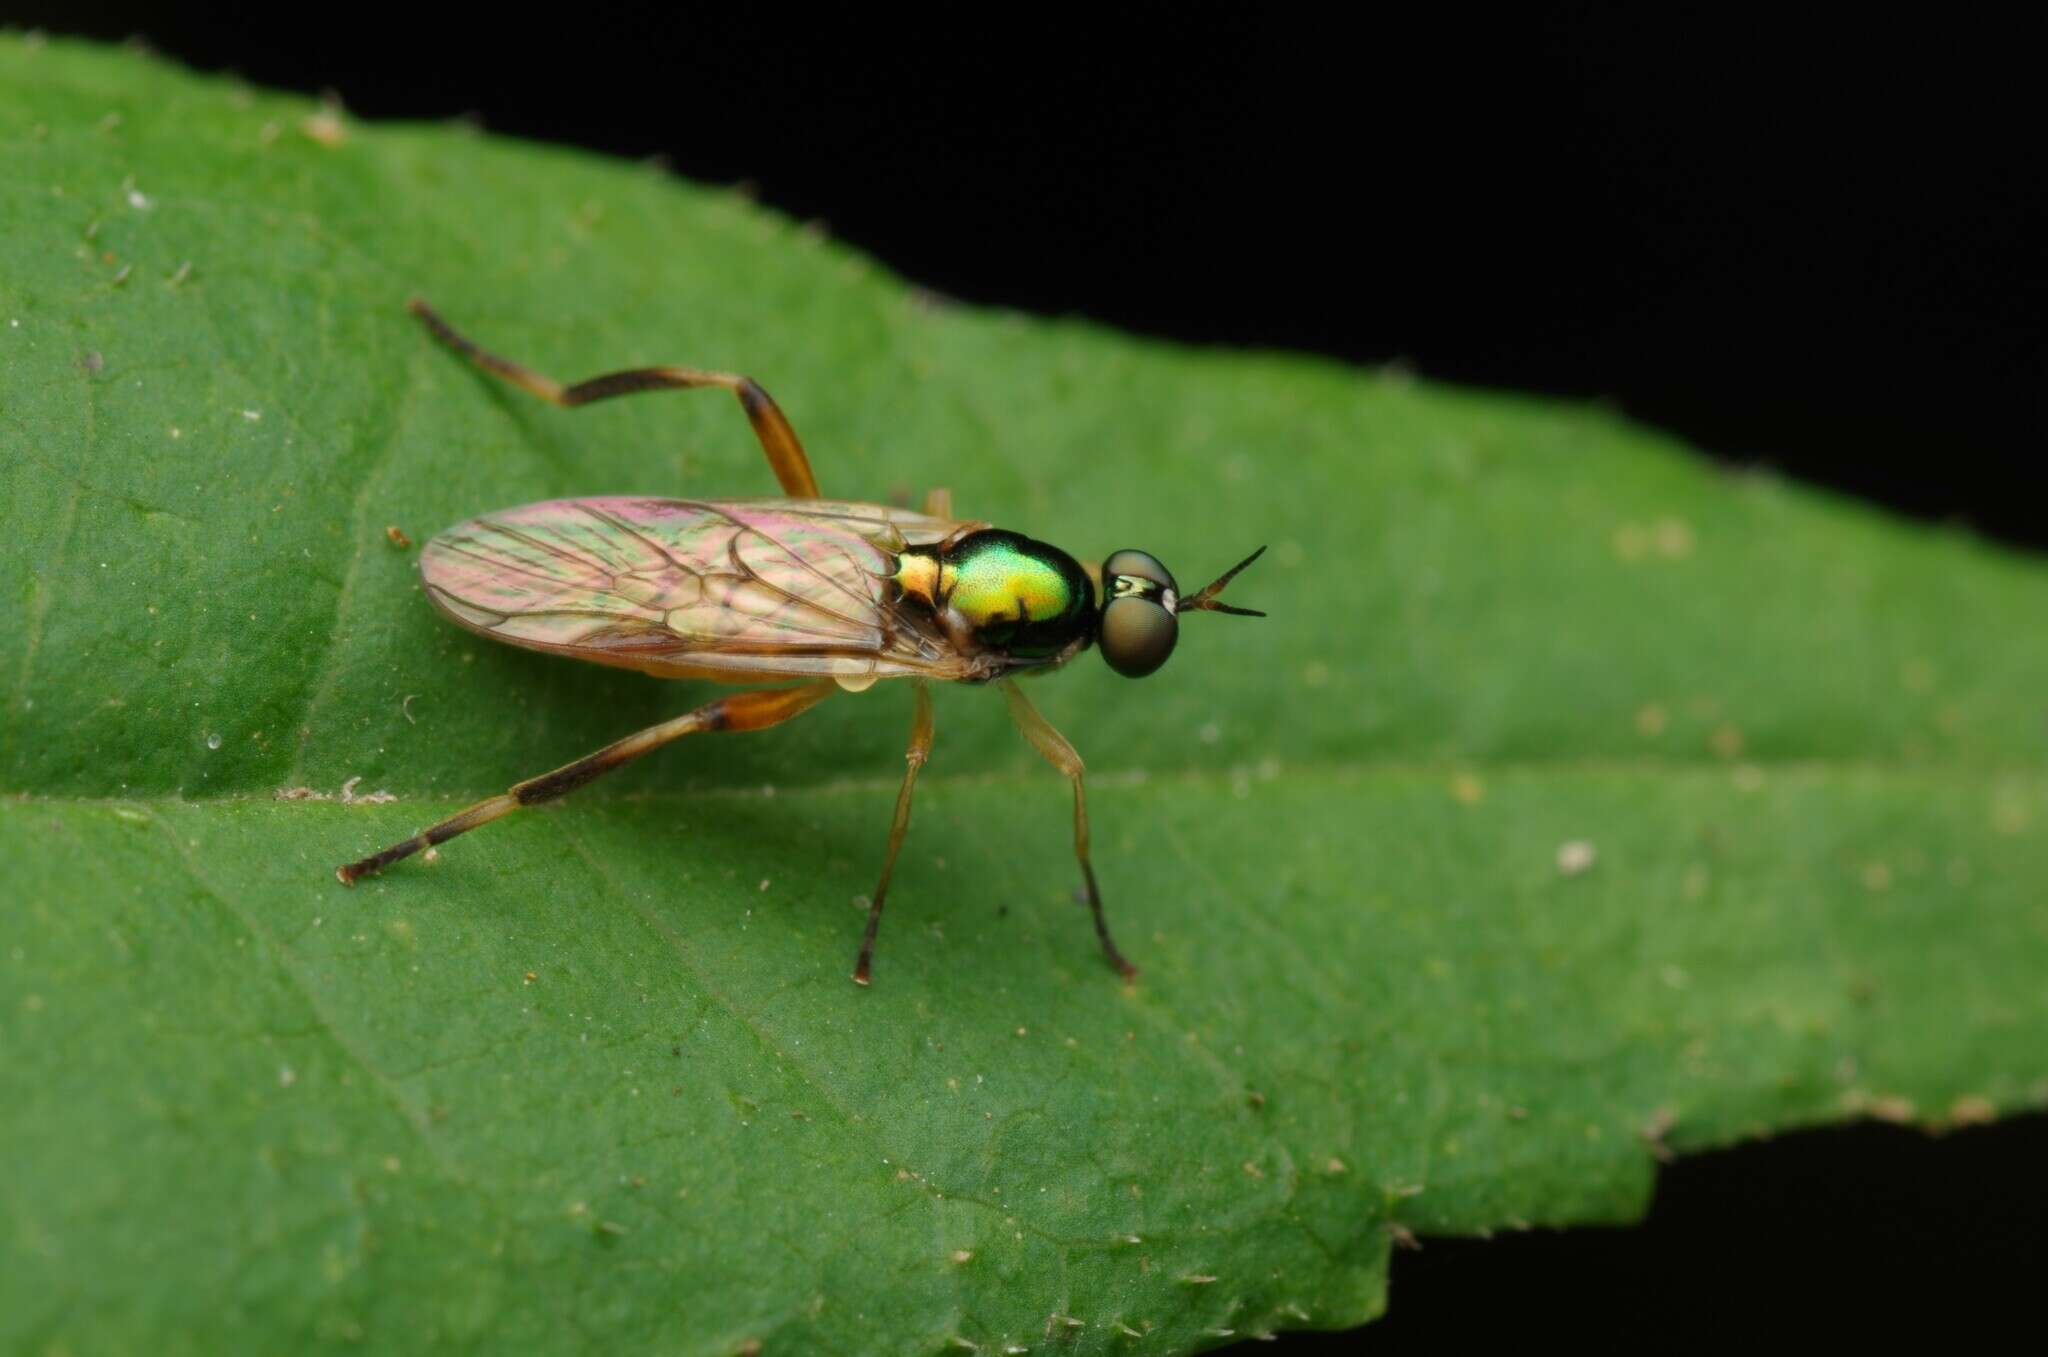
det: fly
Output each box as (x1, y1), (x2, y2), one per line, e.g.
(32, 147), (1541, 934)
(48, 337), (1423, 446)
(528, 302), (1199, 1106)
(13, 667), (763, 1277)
(336, 300), (1267, 984)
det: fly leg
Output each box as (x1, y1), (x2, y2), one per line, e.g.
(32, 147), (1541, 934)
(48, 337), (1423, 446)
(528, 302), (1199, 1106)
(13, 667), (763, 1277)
(920, 487), (997, 546)
(853, 680), (935, 986)
(1000, 679), (1140, 980)
(336, 682), (833, 884)
(406, 298), (823, 498)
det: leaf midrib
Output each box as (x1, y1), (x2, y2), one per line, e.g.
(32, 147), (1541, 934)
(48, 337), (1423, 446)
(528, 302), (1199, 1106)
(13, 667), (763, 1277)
(7, 755), (2040, 810)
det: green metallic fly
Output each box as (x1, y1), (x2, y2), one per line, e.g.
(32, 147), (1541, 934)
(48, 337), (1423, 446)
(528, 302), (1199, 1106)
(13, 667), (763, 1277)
(337, 301), (1267, 984)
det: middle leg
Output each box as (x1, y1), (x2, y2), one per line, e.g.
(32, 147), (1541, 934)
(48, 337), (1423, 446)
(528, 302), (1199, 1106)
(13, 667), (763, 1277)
(853, 680), (935, 985)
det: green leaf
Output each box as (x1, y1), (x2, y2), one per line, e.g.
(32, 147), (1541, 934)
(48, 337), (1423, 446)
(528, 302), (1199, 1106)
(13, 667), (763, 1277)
(5, 36), (2046, 1354)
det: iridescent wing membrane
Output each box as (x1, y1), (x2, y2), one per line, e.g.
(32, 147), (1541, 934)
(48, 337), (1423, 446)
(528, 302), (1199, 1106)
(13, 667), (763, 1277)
(421, 496), (983, 684)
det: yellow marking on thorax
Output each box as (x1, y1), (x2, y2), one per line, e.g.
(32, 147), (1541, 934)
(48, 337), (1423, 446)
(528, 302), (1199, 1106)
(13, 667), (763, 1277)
(894, 551), (943, 608)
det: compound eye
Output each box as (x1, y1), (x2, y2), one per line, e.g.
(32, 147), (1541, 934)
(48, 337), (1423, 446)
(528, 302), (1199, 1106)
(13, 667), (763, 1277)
(1102, 549), (1176, 595)
(1100, 597), (1178, 678)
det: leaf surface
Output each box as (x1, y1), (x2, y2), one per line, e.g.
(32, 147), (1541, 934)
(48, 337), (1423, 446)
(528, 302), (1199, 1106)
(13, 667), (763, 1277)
(4, 39), (2046, 1354)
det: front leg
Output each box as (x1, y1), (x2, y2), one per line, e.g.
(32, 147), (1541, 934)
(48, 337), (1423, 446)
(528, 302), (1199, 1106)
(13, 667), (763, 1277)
(1000, 679), (1139, 980)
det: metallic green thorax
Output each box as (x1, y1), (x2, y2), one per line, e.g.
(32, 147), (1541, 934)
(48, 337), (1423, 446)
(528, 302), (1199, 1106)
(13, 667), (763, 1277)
(894, 530), (1095, 660)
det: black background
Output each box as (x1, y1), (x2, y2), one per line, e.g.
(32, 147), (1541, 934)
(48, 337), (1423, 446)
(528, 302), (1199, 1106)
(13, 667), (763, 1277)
(17, 5), (2044, 1344)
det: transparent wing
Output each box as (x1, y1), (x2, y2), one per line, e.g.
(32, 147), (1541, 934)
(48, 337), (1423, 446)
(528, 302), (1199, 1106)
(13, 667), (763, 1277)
(715, 497), (976, 549)
(420, 496), (981, 683)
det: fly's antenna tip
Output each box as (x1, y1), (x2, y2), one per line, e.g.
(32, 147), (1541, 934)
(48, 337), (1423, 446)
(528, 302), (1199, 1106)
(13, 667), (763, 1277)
(1178, 545), (1270, 618)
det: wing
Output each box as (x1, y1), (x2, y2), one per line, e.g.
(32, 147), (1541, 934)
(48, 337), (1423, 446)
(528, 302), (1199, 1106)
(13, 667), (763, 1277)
(420, 497), (984, 683)
(713, 497), (980, 550)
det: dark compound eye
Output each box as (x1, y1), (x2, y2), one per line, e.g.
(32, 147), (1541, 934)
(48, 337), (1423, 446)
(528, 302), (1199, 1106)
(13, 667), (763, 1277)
(1101, 549), (1176, 596)
(1099, 596), (1178, 678)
